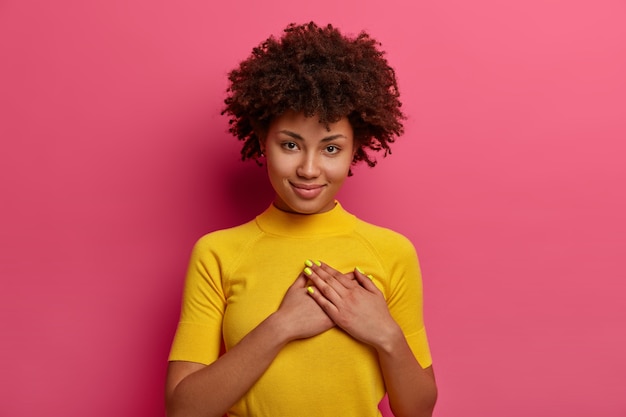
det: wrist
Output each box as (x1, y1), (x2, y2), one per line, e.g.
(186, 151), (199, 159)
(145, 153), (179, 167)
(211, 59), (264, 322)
(373, 322), (405, 355)
(264, 311), (294, 346)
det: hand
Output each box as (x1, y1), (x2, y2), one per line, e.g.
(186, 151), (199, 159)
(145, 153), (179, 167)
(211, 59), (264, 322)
(273, 272), (335, 342)
(305, 262), (400, 349)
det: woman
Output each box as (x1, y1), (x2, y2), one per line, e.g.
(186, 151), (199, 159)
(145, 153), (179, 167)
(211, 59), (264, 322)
(166, 22), (437, 417)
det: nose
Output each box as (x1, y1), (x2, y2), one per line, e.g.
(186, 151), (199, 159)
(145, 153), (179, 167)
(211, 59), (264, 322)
(296, 152), (321, 179)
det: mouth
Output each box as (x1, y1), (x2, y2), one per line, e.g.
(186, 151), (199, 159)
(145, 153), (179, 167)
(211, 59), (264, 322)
(289, 182), (326, 199)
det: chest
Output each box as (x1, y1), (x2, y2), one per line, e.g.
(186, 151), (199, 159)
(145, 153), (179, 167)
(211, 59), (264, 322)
(220, 235), (386, 347)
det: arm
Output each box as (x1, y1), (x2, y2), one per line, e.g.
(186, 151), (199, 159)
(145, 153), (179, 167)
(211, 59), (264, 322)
(305, 263), (437, 417)
(166, 273), (334, 417)
(374, 319), (437, 417)
(166, 313), (286, 417)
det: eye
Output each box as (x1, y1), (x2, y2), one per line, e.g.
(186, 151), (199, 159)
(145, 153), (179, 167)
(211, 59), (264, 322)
(325, 145), (340, 154)
(281, 141), (299, 151)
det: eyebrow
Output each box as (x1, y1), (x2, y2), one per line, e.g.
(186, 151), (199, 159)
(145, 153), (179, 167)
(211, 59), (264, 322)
(278, 130), (348, 142)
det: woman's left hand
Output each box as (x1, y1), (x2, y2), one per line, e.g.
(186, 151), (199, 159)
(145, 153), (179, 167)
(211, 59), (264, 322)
(304, 262), (400, 349)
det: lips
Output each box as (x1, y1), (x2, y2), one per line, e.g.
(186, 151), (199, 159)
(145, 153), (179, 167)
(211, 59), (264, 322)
(290, 182), (326, 199)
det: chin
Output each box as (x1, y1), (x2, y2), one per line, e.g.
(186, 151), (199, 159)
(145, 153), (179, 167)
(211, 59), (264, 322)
(279, 199), (334, 215)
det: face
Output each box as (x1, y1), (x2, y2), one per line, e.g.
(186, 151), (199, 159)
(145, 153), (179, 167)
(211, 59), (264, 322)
(262, 111), (355, 214)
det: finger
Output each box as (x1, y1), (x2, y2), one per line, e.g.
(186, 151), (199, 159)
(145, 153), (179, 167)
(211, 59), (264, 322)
(303, 264), (344, 301)
(354, 267), (380, 293)
(291, 272), (308, 289)
(315, 261), (357, 289)
(306, 285), (339, 317)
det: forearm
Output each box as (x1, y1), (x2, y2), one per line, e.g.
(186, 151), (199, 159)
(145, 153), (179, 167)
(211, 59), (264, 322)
(166, 313), (289, 417)
(376, 325), (437, 417)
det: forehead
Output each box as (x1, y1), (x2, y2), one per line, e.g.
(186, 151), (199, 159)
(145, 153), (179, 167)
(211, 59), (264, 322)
(269, 111), (353, 138)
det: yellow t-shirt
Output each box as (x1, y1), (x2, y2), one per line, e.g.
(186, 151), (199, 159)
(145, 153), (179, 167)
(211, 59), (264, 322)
(169, 202), (432, 417)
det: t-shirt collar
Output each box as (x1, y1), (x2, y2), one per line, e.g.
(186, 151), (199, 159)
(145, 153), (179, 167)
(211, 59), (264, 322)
(255, 201), (356, 237)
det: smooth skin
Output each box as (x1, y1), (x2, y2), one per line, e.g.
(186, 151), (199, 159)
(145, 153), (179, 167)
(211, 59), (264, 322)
(166, 113), (437, 417)
(264, 110), (354, 215)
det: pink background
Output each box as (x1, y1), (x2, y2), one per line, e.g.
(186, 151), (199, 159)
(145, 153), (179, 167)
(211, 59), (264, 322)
(1, 0), (625, 416)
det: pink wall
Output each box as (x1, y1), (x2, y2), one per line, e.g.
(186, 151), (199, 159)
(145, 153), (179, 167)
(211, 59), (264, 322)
(1, 0), (625, 416)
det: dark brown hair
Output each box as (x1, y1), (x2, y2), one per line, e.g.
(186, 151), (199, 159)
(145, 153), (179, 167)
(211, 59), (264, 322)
(222, 22), (405, 169)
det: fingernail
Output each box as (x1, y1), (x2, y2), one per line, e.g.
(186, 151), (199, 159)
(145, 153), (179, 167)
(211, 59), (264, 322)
(305, 259), (313, 267)
(356, 266), (364, 274)
(314, 260), (321, 266)
(304, 267), (313, 276)
(307, 286), (315, 294)
(367, 274), (374, 280)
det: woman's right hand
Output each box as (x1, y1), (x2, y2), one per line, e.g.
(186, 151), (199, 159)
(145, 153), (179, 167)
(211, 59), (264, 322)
(273, 271), (335, 341)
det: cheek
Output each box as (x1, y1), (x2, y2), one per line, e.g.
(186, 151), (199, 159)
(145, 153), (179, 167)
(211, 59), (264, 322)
(327, 159), (352, 181)
(266, 155), (291, 179)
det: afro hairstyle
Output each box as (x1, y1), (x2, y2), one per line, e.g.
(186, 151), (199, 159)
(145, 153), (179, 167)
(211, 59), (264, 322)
(222, 22), (405, 169)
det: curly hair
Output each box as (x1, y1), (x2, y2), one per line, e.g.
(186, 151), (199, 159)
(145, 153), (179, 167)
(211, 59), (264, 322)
(222, 22), (405, 169)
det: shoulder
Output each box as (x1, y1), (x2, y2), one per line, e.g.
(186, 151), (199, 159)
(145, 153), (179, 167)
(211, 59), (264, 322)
(350, 217), (420, 274)
(350, 217), (423, 295)
(191, 219), (262, 257)
(353, 217), (416, 254)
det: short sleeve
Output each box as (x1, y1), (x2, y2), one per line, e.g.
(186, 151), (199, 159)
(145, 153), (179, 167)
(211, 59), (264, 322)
(384, 236), (433, 368)
(168, 236), (226, 365)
